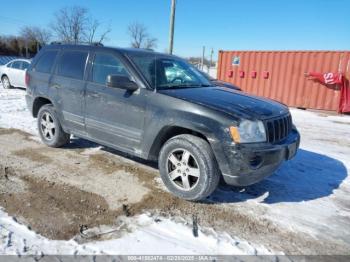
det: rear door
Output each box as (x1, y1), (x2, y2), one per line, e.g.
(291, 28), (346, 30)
(50, 49), (89, 135)
(85, 51), (146, 154)
(30, 50), (59, 97)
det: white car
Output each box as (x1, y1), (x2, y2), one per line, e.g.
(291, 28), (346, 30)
(0, 59), (31, 89)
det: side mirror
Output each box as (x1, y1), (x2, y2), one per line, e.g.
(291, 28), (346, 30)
(106, 74), (138, 91)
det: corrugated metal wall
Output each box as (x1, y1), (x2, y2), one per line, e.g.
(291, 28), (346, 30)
(217, 51), (350, 111)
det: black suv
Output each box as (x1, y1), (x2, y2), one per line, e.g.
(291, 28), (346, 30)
(25, 44), (300, 200)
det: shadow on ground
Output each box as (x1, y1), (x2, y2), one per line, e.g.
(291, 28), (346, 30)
(209, 149), (348, 204)
(66, 136), (158, 168)
(65, 138), (348, 204)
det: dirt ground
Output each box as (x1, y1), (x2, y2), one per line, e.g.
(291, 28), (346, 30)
(0, 128), (348, 255)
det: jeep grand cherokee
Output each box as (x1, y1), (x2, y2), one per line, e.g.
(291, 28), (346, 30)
(25, 44), (300, 200)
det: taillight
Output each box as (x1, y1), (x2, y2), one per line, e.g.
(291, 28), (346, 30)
(25, 72), (30, 87)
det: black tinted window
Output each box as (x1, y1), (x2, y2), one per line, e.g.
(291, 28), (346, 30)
(57, 51), (88, 80)
(35, 51), (58, 73)
(12, 61), (22, 69)
(92, 53), (129, 85)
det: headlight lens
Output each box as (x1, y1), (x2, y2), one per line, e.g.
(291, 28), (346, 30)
(230, 120), (266, 143)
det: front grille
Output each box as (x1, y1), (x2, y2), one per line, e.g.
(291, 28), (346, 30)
(265, 114), (292, 143)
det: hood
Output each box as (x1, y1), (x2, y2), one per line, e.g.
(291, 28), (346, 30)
(158, 86), (289, 120)
(211, 80), (242, 91)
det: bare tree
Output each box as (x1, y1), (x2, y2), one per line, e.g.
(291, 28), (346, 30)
(20, 27), (36, 42)
(51, 6), (110, 44)
(145, 37), (157, 49)
(33, 27), (52, 45)
(20, 26), (52, 54)
(127, 22), (157, 49)
(20, 26), (51, 45)
(86, 19), (111, 44)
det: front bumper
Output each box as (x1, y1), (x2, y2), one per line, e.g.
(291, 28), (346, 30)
(216, 129), (300, 186)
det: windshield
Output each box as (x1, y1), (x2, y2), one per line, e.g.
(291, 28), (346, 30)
(128, 53), (212, 90)
(196, 69), (216, 81)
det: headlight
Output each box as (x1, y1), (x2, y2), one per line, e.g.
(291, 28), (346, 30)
(230, 120), (266, 143)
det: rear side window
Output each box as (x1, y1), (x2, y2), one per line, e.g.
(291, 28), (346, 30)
(22, 62), (30, 70)
(11, 61), (22, 69)
(35, 51), (58, 73)
(91, 53), (130, 85)
(57, 51), (88, 80)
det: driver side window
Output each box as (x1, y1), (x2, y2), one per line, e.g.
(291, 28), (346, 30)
(92, 53), (130, 85)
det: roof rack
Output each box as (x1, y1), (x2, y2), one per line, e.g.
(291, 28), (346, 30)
(50, 41), (104, 47)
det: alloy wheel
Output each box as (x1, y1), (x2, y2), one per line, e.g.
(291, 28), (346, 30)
(166, 149), (200, 191)
(40, 112), (56, 141)
(2, 77), (10, 89)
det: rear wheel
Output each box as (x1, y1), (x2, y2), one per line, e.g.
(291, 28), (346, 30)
(158, 134), (220, 201)
(37, 104), (70, 147)
(2, 76), (11, 89)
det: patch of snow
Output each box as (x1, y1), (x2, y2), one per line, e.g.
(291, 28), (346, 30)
(0, 87), (37, 135)
(0, 209), (271, 255)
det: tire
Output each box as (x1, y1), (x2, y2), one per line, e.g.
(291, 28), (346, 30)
(2, 76), (11, 89)
(37, 104), (70, 147)
(158, 134), (220, 201)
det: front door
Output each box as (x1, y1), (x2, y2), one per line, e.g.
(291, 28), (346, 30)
(85, 51), (146, 154)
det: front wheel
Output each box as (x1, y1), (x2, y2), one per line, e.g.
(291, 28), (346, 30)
(2, 76), (11, 89)
(37, 104), (70, 147)
(158, 134), (220, 201)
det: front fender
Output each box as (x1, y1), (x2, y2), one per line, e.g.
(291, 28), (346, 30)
(140, 93), (234, 174)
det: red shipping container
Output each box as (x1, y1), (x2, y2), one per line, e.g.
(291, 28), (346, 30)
(217, 50), (350, 112)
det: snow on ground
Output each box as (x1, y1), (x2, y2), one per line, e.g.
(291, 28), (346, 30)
(0, 208), (271, 255)
(0, 87), (272, 255)
(0, 87), (37, 135)
(211, 108), (350, 244)
(0, 86), (349, 254)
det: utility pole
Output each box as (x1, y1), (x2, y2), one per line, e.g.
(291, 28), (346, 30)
(209, 48), (214, 73)
(201, 46), (205, 70)
(168, 0), (176, 54)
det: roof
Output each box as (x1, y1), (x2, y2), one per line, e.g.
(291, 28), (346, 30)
(3, 58), (31, 64)
(44, 43), (171, 57)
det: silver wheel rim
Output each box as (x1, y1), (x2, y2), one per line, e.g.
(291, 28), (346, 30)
(166, 148), (200, 191)
(3, 77), (10, 88)
(40, 112), (56, 141)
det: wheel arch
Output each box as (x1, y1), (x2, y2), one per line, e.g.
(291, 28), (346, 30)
(32, 96), (53, 118)
(147, 125), (212, 161)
